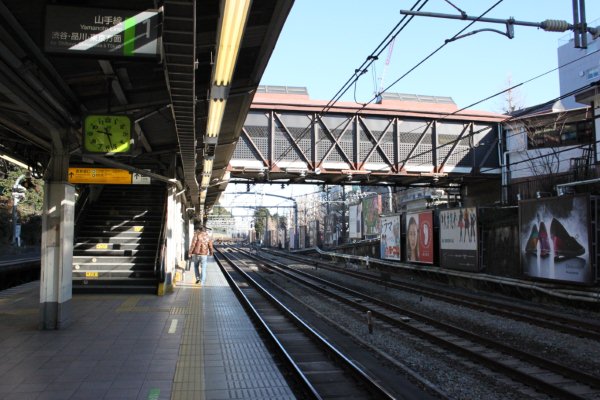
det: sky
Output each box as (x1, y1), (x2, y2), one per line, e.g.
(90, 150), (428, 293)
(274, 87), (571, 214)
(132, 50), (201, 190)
(260, 0), (600, 113)
(220, 0), (600, 220)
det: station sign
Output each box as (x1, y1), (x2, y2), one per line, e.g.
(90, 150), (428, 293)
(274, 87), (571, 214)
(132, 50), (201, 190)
(68, 167), (151, 185)
(44, 5), (160, 59)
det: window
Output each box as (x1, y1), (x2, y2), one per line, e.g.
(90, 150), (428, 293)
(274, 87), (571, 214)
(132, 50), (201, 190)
(526, 117), (593, 149)
(586, 66), (599, 80)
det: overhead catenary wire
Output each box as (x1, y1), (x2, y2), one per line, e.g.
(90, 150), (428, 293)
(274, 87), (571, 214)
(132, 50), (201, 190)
(273, 0), (504, 168)
(320, 39), (600, 170)
(396, 60), (600, 166)
(270, 0), (598, 182)
(272, 0), (429, 166)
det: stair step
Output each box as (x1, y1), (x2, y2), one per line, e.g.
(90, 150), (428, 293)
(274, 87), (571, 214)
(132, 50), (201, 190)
(83, 218), (162, 225)
(73, 255), (156, 264)
(73, 257), (154, 270)
(76, 231), (159, 238)
(85, 210), (162, 217)
(73, 238), (158, 253)
(78, 226), (161, 233)
(73, 249), (155, 257)
(74, 183), (166, 294)
(73, 270), (155, 279)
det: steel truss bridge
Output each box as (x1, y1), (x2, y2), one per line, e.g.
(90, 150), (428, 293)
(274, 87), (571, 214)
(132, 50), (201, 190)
(227, 90), (506, 189)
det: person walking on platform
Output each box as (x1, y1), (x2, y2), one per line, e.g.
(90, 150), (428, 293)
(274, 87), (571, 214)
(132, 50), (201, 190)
(189, 225), (214, 285)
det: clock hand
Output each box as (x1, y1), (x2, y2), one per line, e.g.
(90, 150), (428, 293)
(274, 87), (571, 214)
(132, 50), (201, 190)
(101, 127), (114, 149)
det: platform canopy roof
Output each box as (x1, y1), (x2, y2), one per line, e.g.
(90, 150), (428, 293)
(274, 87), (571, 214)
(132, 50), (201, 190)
(0, 0), (293, 215)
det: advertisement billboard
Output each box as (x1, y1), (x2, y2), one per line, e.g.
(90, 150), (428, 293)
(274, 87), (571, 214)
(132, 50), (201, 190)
(519, 195), (593, 284)
(362, 195), (381, 236)
(406, 210), (434, 264)
(380, 215), (401, 260)
(439, 207), (479, 271)
(349, 204), (362, 239)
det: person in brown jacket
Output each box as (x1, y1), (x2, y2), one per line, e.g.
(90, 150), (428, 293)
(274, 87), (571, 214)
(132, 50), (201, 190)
(188, 225), (214, 284)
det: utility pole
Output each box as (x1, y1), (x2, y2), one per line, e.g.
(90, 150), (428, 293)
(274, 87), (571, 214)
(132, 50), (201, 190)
(341, 185), (347, 244)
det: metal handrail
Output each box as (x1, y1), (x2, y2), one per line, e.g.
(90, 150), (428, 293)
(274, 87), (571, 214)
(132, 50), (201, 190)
(154, 186), (169, 283)
(73, 186), (91, 238)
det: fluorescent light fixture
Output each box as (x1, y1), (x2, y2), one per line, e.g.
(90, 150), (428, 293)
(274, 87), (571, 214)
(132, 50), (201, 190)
(214, 0), (251, 86)
(203, 158), (214, 172)
(0, 154), (28, 169)
(206, 99), (226, 138)
(201, 175), (210, 187)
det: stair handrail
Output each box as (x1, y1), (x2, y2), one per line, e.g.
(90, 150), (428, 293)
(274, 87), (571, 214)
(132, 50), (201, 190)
(74, 185), (91, 238)
(154, 186), (169, 283)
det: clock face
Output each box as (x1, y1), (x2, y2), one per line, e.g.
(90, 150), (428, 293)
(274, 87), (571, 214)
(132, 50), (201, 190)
(83, 115), (132, 153)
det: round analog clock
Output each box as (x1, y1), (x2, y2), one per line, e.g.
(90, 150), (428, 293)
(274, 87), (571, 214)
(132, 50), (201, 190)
(83, 114), (132, 153)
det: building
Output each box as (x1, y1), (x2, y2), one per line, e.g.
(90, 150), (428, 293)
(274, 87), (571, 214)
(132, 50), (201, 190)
(557, 21), (600, 109)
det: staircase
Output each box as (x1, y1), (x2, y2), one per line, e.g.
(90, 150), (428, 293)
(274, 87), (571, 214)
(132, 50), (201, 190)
(72, 183), (166, 294)
(570, 146), (594, 180)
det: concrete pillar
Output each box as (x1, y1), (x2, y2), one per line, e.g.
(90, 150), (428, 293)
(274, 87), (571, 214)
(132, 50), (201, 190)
(158, 185), (187, 294)
(39, 182), (75, 329)
(39, 139), (73, 330)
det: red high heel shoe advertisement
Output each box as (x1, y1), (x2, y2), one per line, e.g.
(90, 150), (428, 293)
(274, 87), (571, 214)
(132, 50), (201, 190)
(519, 194), (593, 284)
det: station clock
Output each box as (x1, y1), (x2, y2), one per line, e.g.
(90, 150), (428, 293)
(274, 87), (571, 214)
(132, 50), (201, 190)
(83, 114), (132, 154)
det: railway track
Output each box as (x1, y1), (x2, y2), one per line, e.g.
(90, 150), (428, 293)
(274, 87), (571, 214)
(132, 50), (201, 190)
(263, 249), (600, 341)
(215, 249), (398, 400)
(237, 247), (600, 399)
(0, 256), (40, 290)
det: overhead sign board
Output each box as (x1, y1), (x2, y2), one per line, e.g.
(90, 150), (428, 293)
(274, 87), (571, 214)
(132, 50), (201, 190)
(44, 5), (160, 58)
(68, 168), (151, 185)
(132, 172), (151, 185)
(68, 168), (132, 184)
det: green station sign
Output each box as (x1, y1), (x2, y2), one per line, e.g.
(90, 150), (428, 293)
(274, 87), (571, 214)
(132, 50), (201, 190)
(44, 5), (160, 59)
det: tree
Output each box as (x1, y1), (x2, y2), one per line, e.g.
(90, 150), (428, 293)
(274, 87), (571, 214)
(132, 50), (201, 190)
(0, 167), (44, 245)
(211, 204), (232, 217)
(497, 75), (525, 114)
(253, 207), (270, 240)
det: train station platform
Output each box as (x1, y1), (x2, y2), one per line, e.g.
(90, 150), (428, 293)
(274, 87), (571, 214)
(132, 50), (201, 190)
(0, 259), (295, 400)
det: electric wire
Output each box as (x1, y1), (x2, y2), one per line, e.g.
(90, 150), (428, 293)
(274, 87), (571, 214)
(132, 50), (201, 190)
(326, 44), (600, 171)
(271, 0), (429, 166)
(266, 0), (598, 188)
(322, 0), (429, 113)
(273, 0), (504, 169)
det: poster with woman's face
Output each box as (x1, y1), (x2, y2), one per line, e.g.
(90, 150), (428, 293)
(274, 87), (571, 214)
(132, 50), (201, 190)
(519, 194), (592, 284)
(405, 211), (434, 264)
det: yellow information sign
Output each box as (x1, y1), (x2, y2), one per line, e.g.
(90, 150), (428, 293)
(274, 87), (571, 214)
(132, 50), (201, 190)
(95, 243), (108, 249)
(68, 167), (132, 184)
(85, 271), (99, 278)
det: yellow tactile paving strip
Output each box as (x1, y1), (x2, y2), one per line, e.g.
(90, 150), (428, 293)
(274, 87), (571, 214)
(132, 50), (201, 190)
(172, 284), (205, 399)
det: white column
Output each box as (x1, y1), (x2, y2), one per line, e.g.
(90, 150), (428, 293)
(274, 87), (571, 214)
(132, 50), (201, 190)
(595, 98), (600, 164)
(39, 182), (75, 329)
(163, 187), (186, 292)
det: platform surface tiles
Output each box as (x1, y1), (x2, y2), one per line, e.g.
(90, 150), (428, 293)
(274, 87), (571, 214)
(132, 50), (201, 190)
(0, 260), (295, 400)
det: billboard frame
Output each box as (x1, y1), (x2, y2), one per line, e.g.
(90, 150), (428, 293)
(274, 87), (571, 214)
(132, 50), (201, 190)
(519, 193), (595, 285)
